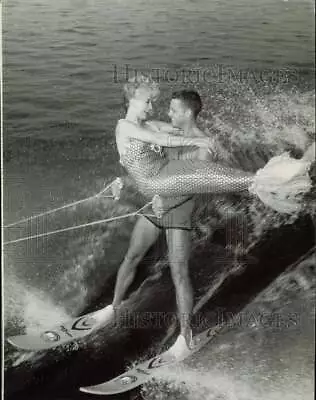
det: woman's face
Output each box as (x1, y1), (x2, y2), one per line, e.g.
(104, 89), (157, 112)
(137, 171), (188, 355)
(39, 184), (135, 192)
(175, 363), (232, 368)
(130, 86), (158, 121)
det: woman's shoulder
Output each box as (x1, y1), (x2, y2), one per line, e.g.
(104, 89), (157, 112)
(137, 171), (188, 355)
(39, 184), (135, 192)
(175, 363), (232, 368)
(116, 119), (127, 134)
(116, 118), (126, 127)
(116, 118), (136, 131)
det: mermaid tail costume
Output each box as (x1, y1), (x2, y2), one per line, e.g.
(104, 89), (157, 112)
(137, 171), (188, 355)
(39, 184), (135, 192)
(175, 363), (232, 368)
(121, 139), (254, 199)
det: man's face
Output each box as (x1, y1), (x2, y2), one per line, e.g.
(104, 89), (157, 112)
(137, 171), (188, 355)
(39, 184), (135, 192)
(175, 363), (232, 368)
(168, 99), (190, 128)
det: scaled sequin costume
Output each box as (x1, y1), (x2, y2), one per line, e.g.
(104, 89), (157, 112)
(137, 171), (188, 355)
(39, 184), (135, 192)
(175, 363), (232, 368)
(121, 139), (254, 199)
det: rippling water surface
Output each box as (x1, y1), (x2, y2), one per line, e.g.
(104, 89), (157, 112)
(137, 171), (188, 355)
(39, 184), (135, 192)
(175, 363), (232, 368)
(4, 0), (315, 139)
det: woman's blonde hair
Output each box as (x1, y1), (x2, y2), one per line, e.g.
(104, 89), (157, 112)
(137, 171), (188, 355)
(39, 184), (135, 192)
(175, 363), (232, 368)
(123, 74), (160, 102)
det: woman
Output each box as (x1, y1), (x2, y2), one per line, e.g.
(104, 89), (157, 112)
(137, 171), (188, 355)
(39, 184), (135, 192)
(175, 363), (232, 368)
(116, 75), (313, 214)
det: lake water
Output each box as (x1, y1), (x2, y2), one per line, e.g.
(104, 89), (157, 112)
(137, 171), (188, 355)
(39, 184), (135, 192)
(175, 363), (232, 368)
(4, 0), (315, 140)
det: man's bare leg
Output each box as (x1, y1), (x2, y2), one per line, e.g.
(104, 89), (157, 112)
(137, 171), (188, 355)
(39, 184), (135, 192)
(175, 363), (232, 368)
(94, 216), (160, 324)
(112, 216), (160, 307)
(166, 228), (193, 349)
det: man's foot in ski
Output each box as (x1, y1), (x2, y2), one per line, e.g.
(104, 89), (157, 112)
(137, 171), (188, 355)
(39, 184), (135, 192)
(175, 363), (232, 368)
(161, 333), (193, 364)
(91, 304), (115, 329)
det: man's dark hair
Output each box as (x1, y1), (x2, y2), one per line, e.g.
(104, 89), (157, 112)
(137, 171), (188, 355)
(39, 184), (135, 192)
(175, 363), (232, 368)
(171, 90), (202, 118)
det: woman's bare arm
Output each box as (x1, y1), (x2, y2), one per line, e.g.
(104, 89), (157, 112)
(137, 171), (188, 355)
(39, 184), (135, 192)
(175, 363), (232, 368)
(145, 120), (172, 131)
(117, 119), (210, 148)
(145, 120), (183, 134)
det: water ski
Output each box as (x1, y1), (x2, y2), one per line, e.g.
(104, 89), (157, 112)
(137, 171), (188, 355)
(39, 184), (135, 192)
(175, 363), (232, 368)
(79, 325), (221, 395)
(7, 308), (111, 351)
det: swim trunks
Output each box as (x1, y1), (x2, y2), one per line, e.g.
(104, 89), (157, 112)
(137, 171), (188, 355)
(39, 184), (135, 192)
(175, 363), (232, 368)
(144, 195), (195, 230)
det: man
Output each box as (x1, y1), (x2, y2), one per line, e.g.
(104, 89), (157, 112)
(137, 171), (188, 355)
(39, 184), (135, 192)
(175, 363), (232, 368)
(98, 90), (210, 357)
